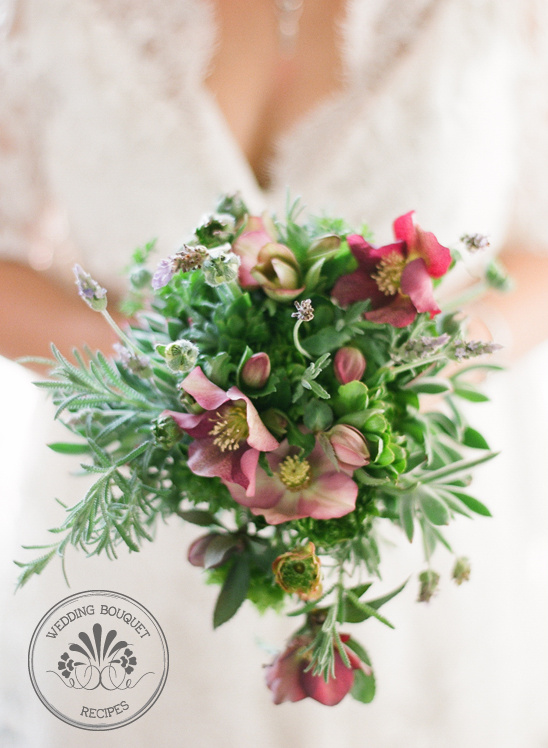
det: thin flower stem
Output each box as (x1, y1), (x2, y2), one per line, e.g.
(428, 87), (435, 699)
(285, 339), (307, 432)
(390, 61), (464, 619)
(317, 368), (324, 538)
(101, 309), (142, 356)
(215, 280), (242, 305)
(389, 354), (448, 375)
(442, 279), (488, 314)
(293, 320), (313, 360)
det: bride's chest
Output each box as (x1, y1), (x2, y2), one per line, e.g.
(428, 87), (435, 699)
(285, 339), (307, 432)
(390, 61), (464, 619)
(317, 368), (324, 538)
(37, 0), (519, 278)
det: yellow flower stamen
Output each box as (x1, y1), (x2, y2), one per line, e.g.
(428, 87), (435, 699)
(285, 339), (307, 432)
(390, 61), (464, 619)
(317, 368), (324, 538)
(372, 251), (407, 296)
(279, 455), (311, 491)
(209, 403), (249, 452)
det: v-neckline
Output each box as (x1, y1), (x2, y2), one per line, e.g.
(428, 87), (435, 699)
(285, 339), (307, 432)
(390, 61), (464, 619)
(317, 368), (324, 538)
(195, 0), (445, 196)
(93, 0), (444, 198)
(200, 0), (354, 193)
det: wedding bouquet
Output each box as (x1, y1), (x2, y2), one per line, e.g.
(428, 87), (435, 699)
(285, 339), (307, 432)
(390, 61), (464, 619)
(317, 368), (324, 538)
(17, 194), (504, 706)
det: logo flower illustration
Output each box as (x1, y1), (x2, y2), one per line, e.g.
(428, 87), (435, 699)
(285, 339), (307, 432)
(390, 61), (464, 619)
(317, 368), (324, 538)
(49, 623), (150, 691)
(119, 648), (137, 675)
(57, 652), (76, 679)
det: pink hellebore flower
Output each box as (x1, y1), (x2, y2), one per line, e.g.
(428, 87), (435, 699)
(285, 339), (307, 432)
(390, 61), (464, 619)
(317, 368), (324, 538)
(265, 633), (363, 706)
(231, 214), (278, 288)
(225, 438), (357, 525)
(332, 211), (452, 327)
(164, 367), (278, 495)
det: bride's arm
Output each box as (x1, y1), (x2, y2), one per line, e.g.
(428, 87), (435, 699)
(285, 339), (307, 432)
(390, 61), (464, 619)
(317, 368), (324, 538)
(474, 246), (548, 360)
(0, 260), (120, 367)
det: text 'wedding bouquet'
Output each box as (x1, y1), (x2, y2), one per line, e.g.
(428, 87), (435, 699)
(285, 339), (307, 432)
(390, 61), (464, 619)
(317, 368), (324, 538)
(18, 194), (505, 706)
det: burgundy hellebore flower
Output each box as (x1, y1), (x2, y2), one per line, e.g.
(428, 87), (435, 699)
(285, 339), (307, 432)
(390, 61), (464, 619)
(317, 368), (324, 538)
(265, 633), (363, 706)
(332, 211), (452, 327)
(164, 367), (278, 495)
(225, 438), (357, 525)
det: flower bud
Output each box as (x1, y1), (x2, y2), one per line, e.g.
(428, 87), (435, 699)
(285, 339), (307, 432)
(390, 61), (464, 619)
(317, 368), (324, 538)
(460, 232), (490, 253)
(326, 424), (370, 471)
(216, 192), (248, 223)
(129, 267), (153, 289)
(73, 264), (108, 311)
(202, 245), (241, 286)
(241, 353), (271, 389)
(334, 347), (366, 385)
(452, 557), (471, 585)
(187, 533), (241, 569)
(261, 409), (288, 437)
(157, 339), (199, 373)
(196, 213), (237, 247)
(151, 413), (182, 449)
(417, 569), (440, 603)
(251, 243), (304, 301)
(272, 542), (322, 601)
(307, 234), (341, 260)
(114, 343), (153, 379)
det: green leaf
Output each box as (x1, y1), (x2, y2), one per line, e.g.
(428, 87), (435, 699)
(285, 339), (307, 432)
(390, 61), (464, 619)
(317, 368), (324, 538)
(426, 412), (459, 440)
(213, 556), (250, 628)
(450, 363), (504, 379)
(364, 579), (407, 612)
(308, 380), (331, 400)
(416, 485), (450, 525)
(399, 494), (415, 541)
(447, 490), (492, 517)
(204, 536), (237, 569)
(350, 667), (376, 704)
(462, 426), (490, 449)
(418, 452), (499, 484)
(344, 591), (394, 627)
(407, 378), (452, 394)
(302, 327), (351, 357)
(48, 442), (91, 455)
(303, 257), (326, 290)
(177, 509), (222, 527)
(113, 522), (140, 552)
(363, 413), (388, 433)
(453, 383), (490, 403)
(286, 422), (316, 455)
(335, 381), (369, 413)
(338, 583), (373, 622)
(354, 469), (390, 487)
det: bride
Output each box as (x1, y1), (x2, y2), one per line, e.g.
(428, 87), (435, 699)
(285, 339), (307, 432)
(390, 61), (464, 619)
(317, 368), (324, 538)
(1, 1), (548, 746)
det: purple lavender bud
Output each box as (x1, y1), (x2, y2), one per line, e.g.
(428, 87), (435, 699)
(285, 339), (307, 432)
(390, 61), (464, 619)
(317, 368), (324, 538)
(73, 264), (107, 311)
(113, 343), (153, 379)
(151, 258), (175, 290)
(460, 233), (490, 253)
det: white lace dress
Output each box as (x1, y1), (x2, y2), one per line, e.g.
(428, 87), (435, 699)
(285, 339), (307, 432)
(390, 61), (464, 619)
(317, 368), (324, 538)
(1, 1), (548, 746)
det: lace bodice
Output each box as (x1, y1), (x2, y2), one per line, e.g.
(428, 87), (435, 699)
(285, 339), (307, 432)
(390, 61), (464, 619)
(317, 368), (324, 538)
(0, 0), (546, 292)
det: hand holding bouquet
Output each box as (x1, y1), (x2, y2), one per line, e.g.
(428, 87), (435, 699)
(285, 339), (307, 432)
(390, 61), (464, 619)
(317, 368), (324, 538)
(17, 194), (505, 706)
